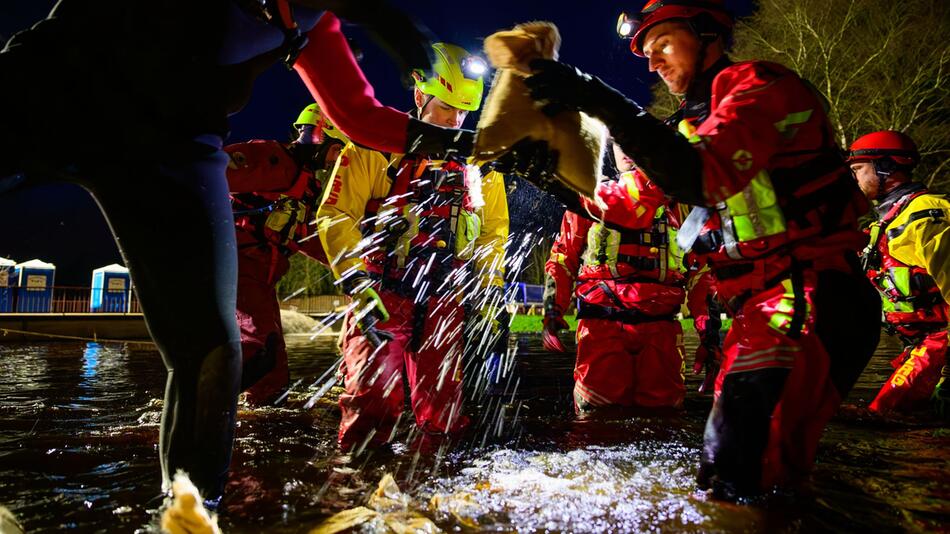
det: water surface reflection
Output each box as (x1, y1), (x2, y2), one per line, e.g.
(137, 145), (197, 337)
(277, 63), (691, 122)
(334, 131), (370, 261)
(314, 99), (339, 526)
(0, 333), (946, 532)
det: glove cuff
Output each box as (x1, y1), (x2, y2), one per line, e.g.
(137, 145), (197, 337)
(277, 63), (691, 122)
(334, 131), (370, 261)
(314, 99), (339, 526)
(341, 271), (372, 296)
(584, 75), (645, 128)
(405, 118), (474, 157)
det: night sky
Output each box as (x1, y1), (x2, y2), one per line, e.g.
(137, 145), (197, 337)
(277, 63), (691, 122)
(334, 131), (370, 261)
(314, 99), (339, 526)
(0, 0), (752, 285)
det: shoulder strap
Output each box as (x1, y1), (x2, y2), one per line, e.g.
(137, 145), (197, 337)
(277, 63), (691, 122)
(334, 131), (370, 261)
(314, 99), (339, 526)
(863, 190), (925, 262)
(886, 208), (946, 241)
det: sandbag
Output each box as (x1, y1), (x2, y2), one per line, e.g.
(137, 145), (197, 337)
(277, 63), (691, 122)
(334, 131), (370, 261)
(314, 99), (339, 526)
(474, 21), (605, 198)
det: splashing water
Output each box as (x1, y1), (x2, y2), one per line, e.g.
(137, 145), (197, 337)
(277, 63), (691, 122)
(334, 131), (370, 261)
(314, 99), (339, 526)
(424, 443), (712, 533)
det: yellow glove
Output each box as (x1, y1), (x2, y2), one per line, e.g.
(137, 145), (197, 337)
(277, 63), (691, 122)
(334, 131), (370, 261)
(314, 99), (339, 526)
(933, 367), (950, 418)
(343, 274), (389, 323)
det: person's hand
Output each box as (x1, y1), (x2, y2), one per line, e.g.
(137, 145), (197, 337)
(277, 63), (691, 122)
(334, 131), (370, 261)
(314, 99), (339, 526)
(404, 119), (474, 157)
(542, 313), (569, 353)
(933, 373), (950, 417)
(695, 344), (723, 395)
(524, 59), (642, 120)
(490, 139), (559, 183)
(343, 273), (393, 348)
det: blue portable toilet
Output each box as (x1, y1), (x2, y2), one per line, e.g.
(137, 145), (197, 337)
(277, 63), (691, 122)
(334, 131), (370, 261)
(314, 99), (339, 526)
(90, 263), (131, 312)
(0, 257), (15, 312)
(14, 259), (56, 313)
(523, 283), (545, 305)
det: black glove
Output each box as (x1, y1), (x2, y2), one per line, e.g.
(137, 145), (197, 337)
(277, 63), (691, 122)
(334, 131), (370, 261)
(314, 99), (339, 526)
(491, 139), (585, 211)
(525, 58), (705, 206)
(328, 0), (436, 89)
(524, 59), (638, 120)
(490, 139), (558, 183)
(404, 118), (474, 157)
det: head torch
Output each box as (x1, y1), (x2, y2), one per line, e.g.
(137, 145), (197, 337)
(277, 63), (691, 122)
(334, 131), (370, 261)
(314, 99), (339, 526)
(462, 55), (488, 78)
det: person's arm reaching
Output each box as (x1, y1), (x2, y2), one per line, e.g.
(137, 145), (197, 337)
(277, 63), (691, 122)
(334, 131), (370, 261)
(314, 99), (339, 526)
(294, 12), (473, 156)
(541, 211), (589, 352)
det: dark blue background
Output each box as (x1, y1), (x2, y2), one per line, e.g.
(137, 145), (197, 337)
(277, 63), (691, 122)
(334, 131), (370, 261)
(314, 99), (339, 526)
(0, 1), (751, 285)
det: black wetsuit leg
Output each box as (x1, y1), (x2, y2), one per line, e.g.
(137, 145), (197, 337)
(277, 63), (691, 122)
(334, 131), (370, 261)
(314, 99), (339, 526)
(2, 2), (243, 499)
(77, 141), (241, 499)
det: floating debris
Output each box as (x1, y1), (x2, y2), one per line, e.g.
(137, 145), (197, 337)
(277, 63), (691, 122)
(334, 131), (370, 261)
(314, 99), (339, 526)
(0, 506), (24, 534)
(311, 474), (440, 534)
(160, 471), (221, 534)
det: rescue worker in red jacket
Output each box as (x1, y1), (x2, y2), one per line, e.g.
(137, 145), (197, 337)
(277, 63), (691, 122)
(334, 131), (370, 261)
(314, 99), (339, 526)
(317, 43), (509, 452)
(226, 104), (347, 406)
(543, 140), (687, 413)
(516, 0), (880, 500)
(849, 131), (950, 416)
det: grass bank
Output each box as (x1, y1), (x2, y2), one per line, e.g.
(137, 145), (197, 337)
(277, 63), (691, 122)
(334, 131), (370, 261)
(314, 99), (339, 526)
(509, 314), (732, 333)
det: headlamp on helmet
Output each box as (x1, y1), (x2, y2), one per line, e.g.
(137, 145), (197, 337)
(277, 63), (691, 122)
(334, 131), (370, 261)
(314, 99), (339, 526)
(617, 12), (636, 38)
(462, 55), (488, 78)
(623, 0), (734, 57)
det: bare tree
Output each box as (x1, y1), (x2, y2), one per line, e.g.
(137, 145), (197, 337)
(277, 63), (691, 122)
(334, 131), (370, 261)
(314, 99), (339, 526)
(650, 0), (950, 191)
(276, 254), (341, 297)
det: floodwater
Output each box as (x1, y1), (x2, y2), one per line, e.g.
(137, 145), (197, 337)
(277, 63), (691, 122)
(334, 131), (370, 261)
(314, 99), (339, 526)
(0, 332), (947, 533)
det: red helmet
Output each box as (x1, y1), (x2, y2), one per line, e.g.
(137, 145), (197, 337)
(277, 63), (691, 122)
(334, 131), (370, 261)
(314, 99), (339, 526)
(621, 0), (734, 58)
(847, 130), (919, 168)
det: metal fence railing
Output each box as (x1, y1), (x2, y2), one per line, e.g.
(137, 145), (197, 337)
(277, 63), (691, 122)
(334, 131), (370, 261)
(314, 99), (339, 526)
(0, 281), (546, 315)
(277, 284), (545, 317)
(0, 285), (142, 314)
(279, 294), (346, 316)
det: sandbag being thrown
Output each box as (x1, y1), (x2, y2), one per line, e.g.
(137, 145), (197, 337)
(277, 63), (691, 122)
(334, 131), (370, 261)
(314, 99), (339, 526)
(473, 21), (605, 198)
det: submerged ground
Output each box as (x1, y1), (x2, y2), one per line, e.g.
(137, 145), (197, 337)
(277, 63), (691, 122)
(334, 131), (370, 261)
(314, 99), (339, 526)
(0, 332), (947, 532)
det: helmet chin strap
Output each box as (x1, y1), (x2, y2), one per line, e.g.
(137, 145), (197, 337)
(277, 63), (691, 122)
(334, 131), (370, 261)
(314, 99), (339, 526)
(873, 157), (898, 197)
(295, 124), (316, 145)
(416, 93), (436, 121)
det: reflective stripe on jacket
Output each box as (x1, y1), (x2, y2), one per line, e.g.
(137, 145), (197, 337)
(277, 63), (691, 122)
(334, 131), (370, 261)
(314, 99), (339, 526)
(674, 61), (870, 299)
(545, 170), (685, 314)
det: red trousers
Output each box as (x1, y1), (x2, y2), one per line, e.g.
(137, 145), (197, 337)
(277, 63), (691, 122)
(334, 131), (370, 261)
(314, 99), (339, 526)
(574, 318), (685, 412)
(338, 290), (468, 451)
(700, 268), (879, 499)
(870, 329), (948, 414)
(236, 246), (290, 406)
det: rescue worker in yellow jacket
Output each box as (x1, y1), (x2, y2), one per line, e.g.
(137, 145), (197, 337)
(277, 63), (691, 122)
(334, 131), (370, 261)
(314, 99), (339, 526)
(317, 43), (509, 451)
(849, 130), (950, 416)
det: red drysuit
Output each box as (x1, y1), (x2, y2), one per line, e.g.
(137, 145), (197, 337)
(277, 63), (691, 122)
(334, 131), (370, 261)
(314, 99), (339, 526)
(545, 170), (686, 413)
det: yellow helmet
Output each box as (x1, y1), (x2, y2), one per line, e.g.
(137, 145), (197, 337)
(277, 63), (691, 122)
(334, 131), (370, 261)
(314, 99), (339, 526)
(294, 103), (349, 144)
(412, 42), (486, 112)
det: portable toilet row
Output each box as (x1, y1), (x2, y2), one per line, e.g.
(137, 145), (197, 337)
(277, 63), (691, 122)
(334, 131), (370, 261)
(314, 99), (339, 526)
(0, 259), (131, 313)
(90, 264), (131, 312)
(12, 259), (56, 313)
(0, 257), (14, 312)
